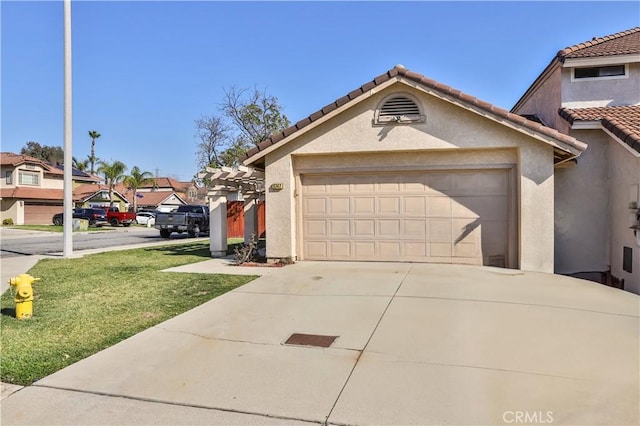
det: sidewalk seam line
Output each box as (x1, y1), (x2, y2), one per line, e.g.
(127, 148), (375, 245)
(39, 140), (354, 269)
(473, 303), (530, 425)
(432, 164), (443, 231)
(31, 384), (320, 425)
(324, 264), (414, 424)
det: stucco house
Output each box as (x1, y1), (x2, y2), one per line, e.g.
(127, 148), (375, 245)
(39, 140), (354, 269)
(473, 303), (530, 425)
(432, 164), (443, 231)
(115, 177), (189, 212)
(512, 27), (640, 293)
(0, 152), (100, 224)
(241, 65), (587, 273)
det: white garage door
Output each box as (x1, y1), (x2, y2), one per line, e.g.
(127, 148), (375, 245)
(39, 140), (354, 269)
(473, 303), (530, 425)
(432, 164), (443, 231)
(301, 170), (513, 267)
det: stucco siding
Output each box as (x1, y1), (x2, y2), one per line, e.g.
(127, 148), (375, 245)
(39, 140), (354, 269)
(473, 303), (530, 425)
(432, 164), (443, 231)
(512, 66), (567, 131)
(263, 82), (558, 270)
(555, 130), (610, 274)
(609, 140), (640, 294)
(1, 199), (21, 225)
(519, 143), (555, 273)
(561, 63), (640, 107)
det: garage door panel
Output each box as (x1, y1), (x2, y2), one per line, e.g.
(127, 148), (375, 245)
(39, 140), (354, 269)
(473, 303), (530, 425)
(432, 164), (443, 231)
(378, 197), (400, 214)
(404, 219), (426, 237)
(329, 220), (350, 237)
(354, 219), (375, 236)
(329, 197), (350, 214)
(329, 241), (351, 258)
(378, 241), (401, 257)
(306, 241), (328, 258)
(301, 170), (513, 266)
(353, 197), (375, 214)
(378, 219), (401, 237)
(354, 241), (376, 258)
(305, 198), (326, 215)
(429, 219), (452, 242)
(452, 196), (508, 221)
(427, 197), (452, 217)
(403, 197), (426, 215)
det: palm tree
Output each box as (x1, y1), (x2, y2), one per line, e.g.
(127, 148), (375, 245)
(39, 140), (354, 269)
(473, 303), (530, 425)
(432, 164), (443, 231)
(97, 160), (127, 207)
(88, 130), (101, 175)
(123, 166), (154, 212)
(72, 156), (90, 172)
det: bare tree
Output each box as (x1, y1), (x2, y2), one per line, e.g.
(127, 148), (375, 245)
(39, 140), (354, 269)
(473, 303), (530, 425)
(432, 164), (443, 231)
(221, 86), (290, 148)
(195, 115), (230, 170)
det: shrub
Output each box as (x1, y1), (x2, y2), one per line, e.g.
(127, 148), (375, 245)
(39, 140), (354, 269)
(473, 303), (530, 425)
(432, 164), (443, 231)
(2, 218), (14, 226)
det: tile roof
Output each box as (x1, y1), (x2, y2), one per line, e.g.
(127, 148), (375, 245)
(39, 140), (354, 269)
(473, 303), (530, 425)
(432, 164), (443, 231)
(134, 190), (185, 206)
(558, 27), (640, 60)
(139, 177), (189, 191)
(0, 187), (64, 201)
(243, 66), (585, 164)
(0, 152), (61, 175)
(559, 105), (640, 153)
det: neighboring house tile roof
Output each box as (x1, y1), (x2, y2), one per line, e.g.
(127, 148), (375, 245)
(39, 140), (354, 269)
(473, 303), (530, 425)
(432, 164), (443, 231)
(243, 65), (585, 164)
(140, 177), (188, 191)
(133, 190), (186, 207)
(0, 152), (99, 181)
(559, 105), (640, 153)
(0, 187), (64, 201)
(0, 152), (62, 175)
(72, 183), (128, 203)
(558, 27), (640, 59)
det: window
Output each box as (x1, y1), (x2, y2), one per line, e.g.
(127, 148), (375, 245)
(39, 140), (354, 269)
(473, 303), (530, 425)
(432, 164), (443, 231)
(189, 188), (197, 199)
(374, 94), (424, 125)
(574, 65), (626, 79)
(5, 171), (12, 185)
(18, 172), (39, 186)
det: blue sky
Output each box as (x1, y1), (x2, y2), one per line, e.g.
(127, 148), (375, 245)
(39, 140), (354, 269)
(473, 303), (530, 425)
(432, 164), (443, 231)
(2, 1), (638, 181)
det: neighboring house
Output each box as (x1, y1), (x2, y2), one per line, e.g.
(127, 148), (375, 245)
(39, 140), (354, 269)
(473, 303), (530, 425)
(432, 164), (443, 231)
(512, 27), (640, 293)
(73, 183), (130, 212)
(115, 177), (189, 212)
(242, 65), (586, 272)
(0, 152), (99, 224)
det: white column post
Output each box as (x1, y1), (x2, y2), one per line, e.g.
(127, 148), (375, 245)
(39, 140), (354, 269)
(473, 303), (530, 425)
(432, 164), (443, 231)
(243, 194), (259, 244)
(209, 191), (228, 257)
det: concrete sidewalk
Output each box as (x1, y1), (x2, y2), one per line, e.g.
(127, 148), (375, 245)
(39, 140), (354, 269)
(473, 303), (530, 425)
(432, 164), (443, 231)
(2, 261), (638, 425)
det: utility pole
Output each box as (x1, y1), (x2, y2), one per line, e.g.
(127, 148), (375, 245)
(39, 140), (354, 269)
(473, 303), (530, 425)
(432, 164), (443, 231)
(63, 0), (73, 257)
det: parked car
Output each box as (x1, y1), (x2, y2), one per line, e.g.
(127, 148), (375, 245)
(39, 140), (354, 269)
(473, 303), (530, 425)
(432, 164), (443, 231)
(155, 205), (209, 238)
(52, 208), (108, 227)
(135, 211), (155, 226)
(103, 207), (136, 227)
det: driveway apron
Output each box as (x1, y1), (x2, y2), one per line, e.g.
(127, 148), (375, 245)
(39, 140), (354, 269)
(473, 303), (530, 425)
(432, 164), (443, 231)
(2, 262), (638, 425)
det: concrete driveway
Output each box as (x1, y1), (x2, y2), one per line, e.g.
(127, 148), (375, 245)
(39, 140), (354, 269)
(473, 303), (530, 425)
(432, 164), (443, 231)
(2, 261), (638, 425)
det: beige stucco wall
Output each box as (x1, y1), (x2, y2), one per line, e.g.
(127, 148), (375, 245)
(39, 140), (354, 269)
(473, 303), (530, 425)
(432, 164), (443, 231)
(1, 199), (22, 225)
(609, 140), (640, 294)
(512, 65), (568, 132)
(555, 130), (611, 274)
(561, 63), (640, 106)
(263, 82), (556, 272)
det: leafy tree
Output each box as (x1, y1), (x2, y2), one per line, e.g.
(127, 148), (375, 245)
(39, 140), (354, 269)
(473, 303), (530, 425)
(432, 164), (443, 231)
(72, 156), (90, 172)
(88, 130), (101, 175)
(195, 87), (290, 168)
(97, 160), (127, 207)
(123, 166), (154, 212)
(20, 141), (64, 164)
(195, 115), (230, 169)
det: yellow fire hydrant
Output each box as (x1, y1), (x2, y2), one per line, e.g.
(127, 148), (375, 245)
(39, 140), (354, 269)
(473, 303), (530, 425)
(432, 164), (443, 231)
(8, 274), (40, 319)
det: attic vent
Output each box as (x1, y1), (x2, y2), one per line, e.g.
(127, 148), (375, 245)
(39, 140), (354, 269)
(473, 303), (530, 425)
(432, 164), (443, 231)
(374, 94), (424, 125)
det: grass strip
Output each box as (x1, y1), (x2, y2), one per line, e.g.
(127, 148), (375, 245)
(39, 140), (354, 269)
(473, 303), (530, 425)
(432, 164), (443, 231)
(3, 225), (115, 233)
(1, 242), (257, 385)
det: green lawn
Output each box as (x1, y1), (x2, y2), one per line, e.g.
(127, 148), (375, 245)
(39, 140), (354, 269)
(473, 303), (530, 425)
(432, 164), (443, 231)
(3, 224), (114, 232)
(1, 241), (257, 385)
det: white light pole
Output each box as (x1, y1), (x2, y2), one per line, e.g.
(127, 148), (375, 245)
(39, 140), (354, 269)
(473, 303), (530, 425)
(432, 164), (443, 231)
(63, 0), (73, 257)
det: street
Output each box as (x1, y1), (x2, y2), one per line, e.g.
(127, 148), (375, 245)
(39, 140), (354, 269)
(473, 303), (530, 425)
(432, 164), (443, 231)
(0, 226), (163, 257)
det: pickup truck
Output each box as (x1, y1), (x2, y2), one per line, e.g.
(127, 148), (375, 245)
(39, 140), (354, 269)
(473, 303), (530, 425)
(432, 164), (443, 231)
(155, 205), (210, 238)
(104, 207), (136, 227)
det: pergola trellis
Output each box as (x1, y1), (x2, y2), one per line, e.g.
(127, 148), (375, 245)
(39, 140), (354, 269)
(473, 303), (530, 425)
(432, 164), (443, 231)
(198, 166), (265, 257)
